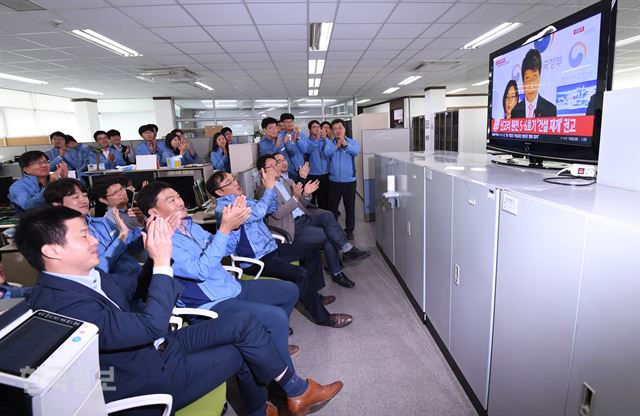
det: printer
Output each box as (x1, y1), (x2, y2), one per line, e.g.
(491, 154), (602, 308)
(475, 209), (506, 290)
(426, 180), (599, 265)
(0, 300), (104, 415)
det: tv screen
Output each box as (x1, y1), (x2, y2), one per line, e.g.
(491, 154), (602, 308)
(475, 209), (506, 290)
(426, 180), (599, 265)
(487, 0), (616, 164)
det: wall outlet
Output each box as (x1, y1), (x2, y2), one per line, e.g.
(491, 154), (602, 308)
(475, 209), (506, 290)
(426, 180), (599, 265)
(454, 264), (460, 286)
(502, 194), (518, 216)
(571, 164), (597, 178)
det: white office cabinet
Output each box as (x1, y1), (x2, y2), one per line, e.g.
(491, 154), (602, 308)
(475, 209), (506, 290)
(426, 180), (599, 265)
(425, 168), (453, 346)
(488, 192), (588, 416)
(449, 177), (499, 408)
(564, 219), (640, 416)
(392, 161), (409, 280)
(375, 156), (396, 262)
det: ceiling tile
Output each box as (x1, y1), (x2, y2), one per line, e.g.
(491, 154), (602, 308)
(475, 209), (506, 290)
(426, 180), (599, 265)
(388, 3), (450, 24)
(327, 50), (363, 60)
(190, 53), (235, 63)
(121, 5), (197, 27)
(377, 23), (429, 39)
(309, 2), (338, 22)
(0, 10), (63, 35)
(424, 38), (465, 50)
(16, 32), (91, 48)
(441, 23), (497, 39)
(335, 3), (396, 24)
(437, 3), (479, 24)
(270, 52), (307, 61)
(362, 50), (399, 59)
(330, 39), (371, 51)
(183, 4), (254, 25)
(230, 52), (270, 62)
(420, 23), (453, 38)
(62, 46), (120, 59)
(151, 27), (212, 43)
(153, 54), (197, 65)
(264, 40), (306, 50)
(459, 4), (532, 24)
(0, 35), (47, 50)
(332, 23), (381, 39)
(247, 3), (307, 24)
(12, 61), (67, 71)
(173, 42), (224, 54)
(368, 38), (413, 50)
(406, 38), (434, 50)
(204, 25), (260, 42)
(54, 8), (140, 30)
(136, 43), (182, 55)
(204, 62), (239, 70)
(259, 25), (307, 40)
(100, 29), (165, 46)
(219, 41), (265, 53)
(11, 48), (76, 61)
(109, 0), (176, 5)
(31, 0), (110, 9)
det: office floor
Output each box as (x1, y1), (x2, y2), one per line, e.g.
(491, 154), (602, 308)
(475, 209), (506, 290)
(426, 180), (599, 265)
(227, 197), (477, 416)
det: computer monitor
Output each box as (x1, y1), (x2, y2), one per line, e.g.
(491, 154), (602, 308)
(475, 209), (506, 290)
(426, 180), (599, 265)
(0, 177), (15, 207)
(156, 176), (198, 209)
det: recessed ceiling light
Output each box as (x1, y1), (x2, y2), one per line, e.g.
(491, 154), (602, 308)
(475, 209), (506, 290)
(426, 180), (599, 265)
(447, 88), (467, 94)
(309, 22), (334, 52)
(616, 35), (640, 47)
(309, 89), (319, 96)
(398, 75), (422, 86)
(356, 99), (370, 104)
(462, 22), (522, 49)
(309, 78), (321, 88)
(0, 72), (48, 85)
(383, 87), (399, 94)
(63, 87), (103, 95)
(472, 80), (490, 86)
(299, 111), (309, 114)
(308, 59), (325, 75)
(255, 99), (288, 103)
(215, 100), (237, 104)
(194, 81), (214, 91)
(71, 29), (141, 57)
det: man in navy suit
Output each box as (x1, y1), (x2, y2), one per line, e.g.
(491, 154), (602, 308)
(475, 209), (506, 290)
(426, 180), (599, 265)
(511, 49), (557, 119)
(16, 206), (342, 416)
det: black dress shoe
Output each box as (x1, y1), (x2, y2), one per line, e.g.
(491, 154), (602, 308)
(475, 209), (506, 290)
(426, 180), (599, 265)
(320, 295), (336, 305)
(332, 272), (355, 288)
(343, 246), (371, 261)
(322, 313), (353, 328)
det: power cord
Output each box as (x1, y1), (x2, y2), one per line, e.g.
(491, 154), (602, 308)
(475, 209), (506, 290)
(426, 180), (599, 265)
(543, 169), (596, 186)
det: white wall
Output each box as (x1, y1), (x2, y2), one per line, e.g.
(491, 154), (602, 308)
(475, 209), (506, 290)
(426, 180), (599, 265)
(98, 99), (155, 141)
(446, 95), (488, 108)
(362, 102), (391, 128)
(410, 97), (425, 118)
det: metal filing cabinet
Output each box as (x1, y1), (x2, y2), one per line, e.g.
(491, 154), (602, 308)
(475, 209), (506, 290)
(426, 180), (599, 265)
(393, 160), (409, 280)
(449, 177), (500, 408)
(488, 192), (587, 416)
(424, 168), (454, 345)
(375, 155), (396, 262)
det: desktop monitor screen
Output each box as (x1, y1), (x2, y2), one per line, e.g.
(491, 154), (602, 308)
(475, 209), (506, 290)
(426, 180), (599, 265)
(487, 0), (616, 164)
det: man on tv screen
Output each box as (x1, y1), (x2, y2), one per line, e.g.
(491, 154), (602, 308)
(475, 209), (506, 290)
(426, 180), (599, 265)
(511, 49), (558, 118)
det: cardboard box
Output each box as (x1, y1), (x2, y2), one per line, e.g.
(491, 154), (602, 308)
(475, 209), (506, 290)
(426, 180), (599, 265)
(204, 125), (223, 138)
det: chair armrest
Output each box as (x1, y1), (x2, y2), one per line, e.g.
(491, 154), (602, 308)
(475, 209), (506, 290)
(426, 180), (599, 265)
(271, 234), (286, 244)
(5, 282), (23, 288)
(267, 225), (292, 243)
(172, 307), (219, 320)
(230, 256), (264, 279)
(106, 394), (173, 416)
(223, 265), (244, 280)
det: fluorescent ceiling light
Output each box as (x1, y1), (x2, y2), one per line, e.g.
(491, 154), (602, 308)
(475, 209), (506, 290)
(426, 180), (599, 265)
(298, 103), (322, 107)
(255, 99), (288, 103)
(356, 99), (370, 104)
(71, 29), (141, 57)
(383, 87), (399, 94)
(398, 75), (422, 86)
(294, 98), (307, 103)
(215, 100), (237, 104)
(299, 111), (309, 114)
(308, 59), (325, 75)
(615, 66), (640, 74)
(135, 75), (154, 83)
(616, 35), (640, 47)
(63, 87), (103, 95)
(447, 88), (467, 94)
(329, 103), (344, 108)
(462, 22), (522, 49)
(215, 104), (237, 108)
(194, 81), (214, 91)
(472, 80), (490, 86)
(0, 72), (48, 85)
(201, 100), (213, 103)
(309, 89), (319, 96)
(309, 22), (334, 52)
(305, 99), (322, 103)
(309, 78), (321, 88)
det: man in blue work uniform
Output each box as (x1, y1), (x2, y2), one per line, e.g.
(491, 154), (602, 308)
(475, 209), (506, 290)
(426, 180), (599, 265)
(297, 119), (330, 209)
(278, 113), (305, 179)
(134, 124), (166, 166)
(86, 130), (126, 170)
(324, 119), (360, 240)
(18, 206), (343, 416)
(258, 117), (301, 180)
(46, 131), (81, 172)
(9, 150), (67, 213)
(135, 180), (302, 372)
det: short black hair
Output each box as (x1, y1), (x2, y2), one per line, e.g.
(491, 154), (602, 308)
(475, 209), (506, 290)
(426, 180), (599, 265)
(135, 181), (172, 216)
(522, 48), (542, 80)
(170, 128), (183, 136)
(256, 153), (276, 171)
(43, 178), (87, 204)
(220, 127), (232, 135)
(261, 117), (278, 130)
(280, 113), (294, 122)
(15, 205), (83, 271)
(212, 132), (226, 151)
(503, 80), (519, 113)
(149, 124), (159, 132)
(18, 150), (48, 169)
(320, 121), (331, 129)
(164, 132), (179, 155)
(93, 130), (108, 141)
(308, 120), (320, 130)
(50, 131), (65, 141)
(331, 119), (345, 128)
(205, 171), (227, 197)
(64, 135), (77, 144)
(92, 175), (124, 201)
(138, 124), (154, 136)
(107, 129), (121, 137)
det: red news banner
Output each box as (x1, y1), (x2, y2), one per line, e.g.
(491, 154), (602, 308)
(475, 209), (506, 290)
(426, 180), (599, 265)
(493, 116), (594, 136)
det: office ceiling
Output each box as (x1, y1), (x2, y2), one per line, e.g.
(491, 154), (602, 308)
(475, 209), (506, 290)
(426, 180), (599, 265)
(0, 0), (638, 104)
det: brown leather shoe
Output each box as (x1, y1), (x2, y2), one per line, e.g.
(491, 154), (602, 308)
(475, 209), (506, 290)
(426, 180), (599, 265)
(286, 378), (343, 416)
(320, 295), (336, 305)
(323, 313), (353, 328)
(288, 344), (300, 358)
(267, 401), (279, 416)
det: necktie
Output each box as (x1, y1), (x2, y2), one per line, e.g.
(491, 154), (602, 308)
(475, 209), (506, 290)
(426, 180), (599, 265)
(528, 103), (534, 118)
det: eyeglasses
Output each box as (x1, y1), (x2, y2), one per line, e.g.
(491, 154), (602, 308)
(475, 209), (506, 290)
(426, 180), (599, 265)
(29, 159), (49, 167)
(217, 175), (238, 190)
(106, 186), (126, 197)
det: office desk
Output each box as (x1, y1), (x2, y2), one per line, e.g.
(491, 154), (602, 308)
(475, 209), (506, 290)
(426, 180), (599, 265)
(87, 164), (215, 186)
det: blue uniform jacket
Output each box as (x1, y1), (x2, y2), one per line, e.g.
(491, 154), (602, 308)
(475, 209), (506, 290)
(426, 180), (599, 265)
(86, 216), (142, 276)
(215, 188), (278, 261)
(323, 136), (360, 182)
(170, 218), (241, 309)
(297, 136), (329, 175)
(134, 141), (166, 166)
(161, 149), (196, 167)
(85, 148), (126, 170)
(258, 136), (300, 178)
(28, 270), (182, 403)
(279, 131), (305, 173)
(47, 147), (80, 171)
(210, 149), (230, 172)
(8, 175), (45, 213)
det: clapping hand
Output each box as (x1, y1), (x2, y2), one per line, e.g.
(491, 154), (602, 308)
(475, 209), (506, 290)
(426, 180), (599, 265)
(292, 182), (303, 199)
(111, 207), (130, 242)
(219, 197), (251, 234)
(303, 180), (320, 197)
(298, 162), (310, 179)
(260, 167), (276, 189)
(142, 216), (172, 268)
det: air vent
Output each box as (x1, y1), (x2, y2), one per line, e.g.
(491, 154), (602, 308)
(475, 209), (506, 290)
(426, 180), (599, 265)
(411, 60), (463, 72)
(0, 0), (45, 11)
